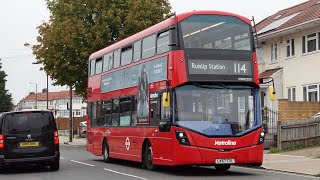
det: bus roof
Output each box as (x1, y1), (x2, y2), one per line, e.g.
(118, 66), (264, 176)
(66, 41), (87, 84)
(89, 10), (251, 61)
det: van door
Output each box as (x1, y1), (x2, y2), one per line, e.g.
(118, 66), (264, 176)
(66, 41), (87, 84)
(2, 111), (56, 159)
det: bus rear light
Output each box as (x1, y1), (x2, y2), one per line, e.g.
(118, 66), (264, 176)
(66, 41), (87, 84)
(257, 131), (265, 145)
(54, 131), (59, 145)
(175, 131), (190, 146)
(0, 134), (4, 149)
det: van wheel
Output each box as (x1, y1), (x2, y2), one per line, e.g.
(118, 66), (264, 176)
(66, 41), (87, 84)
(103, 140), (112, 163)
(50, 160), (60, 171)
(214, 164), (231, 171)
(143, 142), (156, 171)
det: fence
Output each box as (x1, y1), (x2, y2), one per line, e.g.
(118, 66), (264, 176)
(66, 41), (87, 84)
(277, 119), (320, 150)
(261, 107), (278, 149)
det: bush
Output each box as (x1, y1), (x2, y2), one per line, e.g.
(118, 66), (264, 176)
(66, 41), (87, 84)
(268, 147), (281, 153)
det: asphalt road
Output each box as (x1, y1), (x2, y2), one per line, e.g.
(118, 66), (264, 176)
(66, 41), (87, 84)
(0, 145), (318, 180)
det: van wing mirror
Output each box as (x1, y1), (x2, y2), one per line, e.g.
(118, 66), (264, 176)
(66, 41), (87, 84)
(162, 92), (171, 108)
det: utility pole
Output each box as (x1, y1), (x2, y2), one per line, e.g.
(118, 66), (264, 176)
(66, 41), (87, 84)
(69, 86), (73, 142)
(46, 74), (49, 109)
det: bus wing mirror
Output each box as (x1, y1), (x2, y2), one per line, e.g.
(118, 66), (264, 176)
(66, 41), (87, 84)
(162, 92), (171, 108)
(269, 86), (276, 101)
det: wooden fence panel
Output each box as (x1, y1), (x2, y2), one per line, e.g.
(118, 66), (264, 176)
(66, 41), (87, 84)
(277, 119), (320, 150)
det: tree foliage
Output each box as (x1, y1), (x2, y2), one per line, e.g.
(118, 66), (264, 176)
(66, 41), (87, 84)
(32, 0), (171, 97)
(0, 60), (14, 112)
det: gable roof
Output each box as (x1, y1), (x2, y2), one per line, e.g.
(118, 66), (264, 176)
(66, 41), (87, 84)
(259, 68), (282, 79)
(20, 90), (82, 102)
(257, 0), (320, 36)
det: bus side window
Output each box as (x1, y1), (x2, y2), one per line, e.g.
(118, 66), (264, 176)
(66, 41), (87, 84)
(121, 45), (133, 66)
(157, 31), (169, 54)
(90, 59), (95, 76)
(150, 92), (161, 126)
(133, 40), (142, 62)
(95, 57), (103, 74)
(131, 96), (137, 126)
(90, 102), (97, 127)
(103, 52), (113, 72)
(142, 34), (156, 59)
(112, 99), (119, 126)
(96, 101), (102, 126)
(101, 100), (112, 126)
(119, 97), (131, 126)
(113, 49), (121, 69)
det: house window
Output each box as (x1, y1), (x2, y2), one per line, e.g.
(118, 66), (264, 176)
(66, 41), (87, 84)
(271, 43), (278, 62)
(286, 39), (295, 57)
(287, 87), (296, 101)
(256, 48), (264, 64)
(302, 32), (319, 53)
(303, 84), (319, 102)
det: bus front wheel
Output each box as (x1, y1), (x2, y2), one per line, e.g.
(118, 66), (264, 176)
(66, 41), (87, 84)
(103, 140), (112, 163)
(143, 142), (156, 171)
(214, 164), (231, 171)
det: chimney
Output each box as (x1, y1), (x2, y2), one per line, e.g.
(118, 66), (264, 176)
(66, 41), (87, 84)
(29, 92), (35, 95)
(42, 88), (48, 93)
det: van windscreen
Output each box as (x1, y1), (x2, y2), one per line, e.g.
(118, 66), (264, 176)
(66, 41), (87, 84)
(3, 112), (53, 134)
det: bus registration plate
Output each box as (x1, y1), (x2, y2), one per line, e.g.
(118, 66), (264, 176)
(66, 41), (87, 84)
(215, 158), (235, 164)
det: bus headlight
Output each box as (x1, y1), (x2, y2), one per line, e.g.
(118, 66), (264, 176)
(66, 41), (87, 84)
(258, 131), (265, 145)
(175, 130), (190, 146)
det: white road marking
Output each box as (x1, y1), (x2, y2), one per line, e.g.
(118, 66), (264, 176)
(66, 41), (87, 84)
(104, 168), (148, 180)
(268, 154), (307, 158)
(234, 166), (319, 179)
(60, 157), (65, 160)
(70, 160), (95, 167)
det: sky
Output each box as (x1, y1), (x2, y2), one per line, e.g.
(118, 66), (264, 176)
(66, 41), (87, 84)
(0, 0), (307, 104)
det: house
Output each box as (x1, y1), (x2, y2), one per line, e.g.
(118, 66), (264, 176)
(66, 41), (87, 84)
(16, 90), (87, 118)
(256, 0), (320, 110)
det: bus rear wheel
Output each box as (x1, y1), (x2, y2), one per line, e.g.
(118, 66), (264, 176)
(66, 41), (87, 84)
(214, 164), (231, 171)
(143, 142), (156, 171)
(103, 140), (112, 163)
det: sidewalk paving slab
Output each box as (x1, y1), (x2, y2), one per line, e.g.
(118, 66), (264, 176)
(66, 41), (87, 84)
(263, 152), (320, 176)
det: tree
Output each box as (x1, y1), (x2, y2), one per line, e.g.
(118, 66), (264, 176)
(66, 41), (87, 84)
(32, 0), (171, 97)
(0, 60), (14, 112)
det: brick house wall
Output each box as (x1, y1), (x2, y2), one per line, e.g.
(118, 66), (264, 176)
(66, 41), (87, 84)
(278, 99), (320, 120)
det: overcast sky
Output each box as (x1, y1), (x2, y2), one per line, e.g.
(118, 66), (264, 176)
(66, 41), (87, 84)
(0, 0), (307, 104)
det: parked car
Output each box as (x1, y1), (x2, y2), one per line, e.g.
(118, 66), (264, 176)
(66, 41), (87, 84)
(312, 112), (320, 121)
(79, 121), (87, 138)
(0, 110), (60, 170)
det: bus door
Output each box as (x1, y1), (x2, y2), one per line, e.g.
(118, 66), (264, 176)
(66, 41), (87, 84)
(151, 91), (174, 163)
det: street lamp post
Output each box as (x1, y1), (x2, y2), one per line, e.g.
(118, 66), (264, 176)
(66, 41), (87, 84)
(32, 62), (49, 110)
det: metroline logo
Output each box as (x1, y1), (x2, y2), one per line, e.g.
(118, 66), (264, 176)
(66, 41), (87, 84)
(214, 140), (236, 146)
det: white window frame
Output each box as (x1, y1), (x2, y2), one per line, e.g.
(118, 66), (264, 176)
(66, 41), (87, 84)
(287, 87), (296, 101)
(286, 38), (295, 57)
(270, 43), (278, 62)
(302, 32), (319, 54)
(303, 84), (319, 102)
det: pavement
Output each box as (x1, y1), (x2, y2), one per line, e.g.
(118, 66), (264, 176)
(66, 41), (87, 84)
(57, 135), (320, 176)
(59, 135), (86, 146)
(263, 147), (320, 176)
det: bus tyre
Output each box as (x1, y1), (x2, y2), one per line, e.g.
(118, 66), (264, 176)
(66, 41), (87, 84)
(214, 164), (231, 171)
(103, 140), (112, 163)
(143, 142), (156, 171)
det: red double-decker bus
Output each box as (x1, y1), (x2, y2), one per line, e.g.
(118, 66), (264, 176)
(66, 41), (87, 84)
(86, 10), (268, 171)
